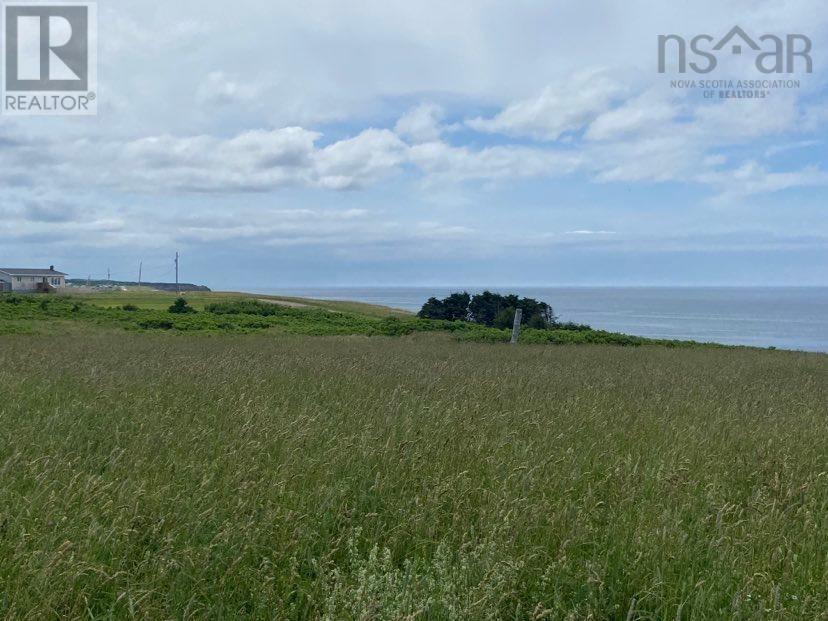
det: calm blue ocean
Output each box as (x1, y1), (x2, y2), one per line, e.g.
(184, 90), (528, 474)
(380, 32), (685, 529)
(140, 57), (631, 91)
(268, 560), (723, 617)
(257, 287), (828, 353)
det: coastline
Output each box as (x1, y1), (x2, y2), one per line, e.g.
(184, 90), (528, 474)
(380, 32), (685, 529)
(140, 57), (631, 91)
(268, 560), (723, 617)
(249, 286), (828, 353)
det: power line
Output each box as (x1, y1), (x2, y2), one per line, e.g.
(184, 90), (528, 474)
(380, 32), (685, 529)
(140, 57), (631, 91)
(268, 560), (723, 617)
(73, 256), (182, 285)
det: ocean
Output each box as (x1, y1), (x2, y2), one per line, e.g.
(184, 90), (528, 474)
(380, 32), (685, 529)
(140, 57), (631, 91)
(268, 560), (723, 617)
(258, 287), (828, 353)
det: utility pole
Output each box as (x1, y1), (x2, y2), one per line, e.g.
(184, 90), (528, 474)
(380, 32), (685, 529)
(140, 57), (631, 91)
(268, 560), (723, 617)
(175, 252), (180, 295)
(107, 267), (111, 282)
(138, 261), (143, 287)
(87, 275), (91, 287)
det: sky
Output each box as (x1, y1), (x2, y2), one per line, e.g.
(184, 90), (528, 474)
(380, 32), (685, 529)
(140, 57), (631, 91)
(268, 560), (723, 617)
(1, 0), (827, 289)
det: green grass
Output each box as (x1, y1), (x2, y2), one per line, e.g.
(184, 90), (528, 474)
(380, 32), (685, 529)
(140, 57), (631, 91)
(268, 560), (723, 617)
(59, 289), (414, 318)
(0, 328), (826, 619)
(0, 293), (723, 349)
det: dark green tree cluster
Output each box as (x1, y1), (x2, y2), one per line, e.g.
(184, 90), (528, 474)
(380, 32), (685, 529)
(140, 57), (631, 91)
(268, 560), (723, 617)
(417, 292), (471, 321)
(419, 291), (560, 329)
(169, 297), (196, 314)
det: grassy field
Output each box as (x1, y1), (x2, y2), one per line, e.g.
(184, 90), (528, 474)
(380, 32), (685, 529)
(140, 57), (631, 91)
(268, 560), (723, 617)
(0, 291), (731, 348)
(0, 310), (826, 619)
(56, 289), (415, 319)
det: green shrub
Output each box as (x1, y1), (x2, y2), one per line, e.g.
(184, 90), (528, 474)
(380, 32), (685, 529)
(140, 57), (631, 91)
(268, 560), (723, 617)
(138, 318), (174, 330)
(206, 299), (283, 316)
(169, 298), (196, 314)
(554, 321), (592, 332)
(374, 316), (416, 337)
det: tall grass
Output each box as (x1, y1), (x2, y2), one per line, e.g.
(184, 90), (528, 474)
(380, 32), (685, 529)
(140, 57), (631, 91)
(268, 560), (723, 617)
(0, 333), (826, 619)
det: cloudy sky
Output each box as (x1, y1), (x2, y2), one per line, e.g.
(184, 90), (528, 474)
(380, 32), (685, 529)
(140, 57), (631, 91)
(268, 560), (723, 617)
(2, 0), (828, 288)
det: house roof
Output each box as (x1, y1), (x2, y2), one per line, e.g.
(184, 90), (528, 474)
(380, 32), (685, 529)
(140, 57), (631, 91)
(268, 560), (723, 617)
(713, 26), (760, 51)
(0, 268), (67, 276)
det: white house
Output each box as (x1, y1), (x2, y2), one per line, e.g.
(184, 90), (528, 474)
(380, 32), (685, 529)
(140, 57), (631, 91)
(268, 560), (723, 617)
(0, 266), (67, 292)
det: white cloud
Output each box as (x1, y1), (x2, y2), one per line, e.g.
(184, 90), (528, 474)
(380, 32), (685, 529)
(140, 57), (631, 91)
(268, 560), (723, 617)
(112, 128), (321, 191)
(586, 91), (681, 141)
(466, 69), (626, 141)
(315, 129), (408, 190)
(589, 134), (702, 183)
(764, 139), (820, 158)
(408, 141), (584, 184)
(196, 71), (259, 104)
(4, 118), (593, 193)
(698, 160), (828, 202)
(692, 95), (801, 141)
(583, 95), (816, 185)
(394, 103), (445, 143)
(4, 86), (823, 200)
(8, 127), (407, 193)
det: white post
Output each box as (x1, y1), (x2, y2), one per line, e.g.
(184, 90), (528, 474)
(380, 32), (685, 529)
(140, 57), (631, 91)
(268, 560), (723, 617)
(510, 309), (523, 345)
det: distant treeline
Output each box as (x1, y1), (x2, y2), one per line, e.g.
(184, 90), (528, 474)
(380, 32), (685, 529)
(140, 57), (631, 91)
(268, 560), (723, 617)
(418, 291), (591, 331)
(67, 279), (211, 292)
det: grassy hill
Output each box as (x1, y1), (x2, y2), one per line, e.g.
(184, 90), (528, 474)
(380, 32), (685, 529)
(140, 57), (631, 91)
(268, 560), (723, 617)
(0, 290), (826, 618)
(63, 288), (415, 318)
(1, 290), (727, 347)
